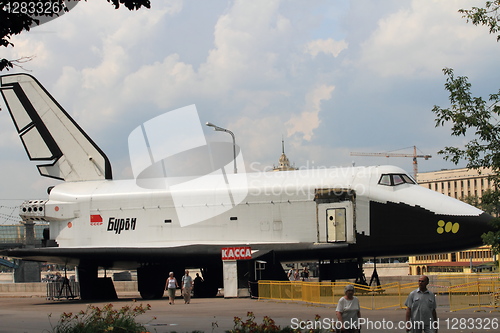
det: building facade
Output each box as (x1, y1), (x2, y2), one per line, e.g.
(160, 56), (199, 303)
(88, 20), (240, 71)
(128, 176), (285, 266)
(408, 167), (496, 275)
(417, 167), (494, 200)
(409, 246), (496, 275)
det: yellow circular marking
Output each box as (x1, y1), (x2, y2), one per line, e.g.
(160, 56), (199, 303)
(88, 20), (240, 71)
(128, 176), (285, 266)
(437, 227), (444, 234)
(445, 222), (453, 233)
(452, 223), (460, 234)
(438, 220), (445, 227)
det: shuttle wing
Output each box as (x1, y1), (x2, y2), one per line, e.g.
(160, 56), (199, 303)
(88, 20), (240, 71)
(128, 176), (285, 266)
(0, 74), (112, 181)
(0, 242), (350, 268)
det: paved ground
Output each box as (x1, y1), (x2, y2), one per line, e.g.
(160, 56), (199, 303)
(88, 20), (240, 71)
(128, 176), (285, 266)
(0, 291), (499, 332)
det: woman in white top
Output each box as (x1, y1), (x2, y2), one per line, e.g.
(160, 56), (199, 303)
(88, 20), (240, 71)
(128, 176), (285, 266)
(165, 272), (179, 305)
(335, 284), (361, 332)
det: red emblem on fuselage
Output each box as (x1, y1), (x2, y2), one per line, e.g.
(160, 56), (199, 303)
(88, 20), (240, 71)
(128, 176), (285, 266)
(90, 215), (103, 226)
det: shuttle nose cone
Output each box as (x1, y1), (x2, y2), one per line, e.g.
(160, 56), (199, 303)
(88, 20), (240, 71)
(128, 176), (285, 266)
(368, 198), (495, 257)
(444, 212), (495, 249)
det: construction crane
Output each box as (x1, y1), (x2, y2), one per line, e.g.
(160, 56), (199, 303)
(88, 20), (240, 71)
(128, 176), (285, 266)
(350, 146), (431, 181)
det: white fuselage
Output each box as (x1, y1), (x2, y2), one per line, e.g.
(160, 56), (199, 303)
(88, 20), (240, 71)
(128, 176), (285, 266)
(27, 165), (480, 249)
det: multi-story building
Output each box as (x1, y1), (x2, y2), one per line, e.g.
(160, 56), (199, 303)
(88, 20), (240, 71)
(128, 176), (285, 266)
(417, 167), (494, 200)
(409, 246), (496, 275)
(408, 167), (497, 275)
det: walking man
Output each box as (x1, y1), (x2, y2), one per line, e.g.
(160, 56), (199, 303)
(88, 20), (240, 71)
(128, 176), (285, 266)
(405, 275), (438, 333)
(181, 269), (193, 304)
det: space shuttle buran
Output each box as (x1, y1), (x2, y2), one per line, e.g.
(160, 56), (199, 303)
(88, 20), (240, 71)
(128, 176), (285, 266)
(0, 74), (492, 300)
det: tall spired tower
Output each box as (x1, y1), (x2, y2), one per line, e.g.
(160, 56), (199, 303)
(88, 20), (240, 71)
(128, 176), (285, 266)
(273, 139), (297, 171)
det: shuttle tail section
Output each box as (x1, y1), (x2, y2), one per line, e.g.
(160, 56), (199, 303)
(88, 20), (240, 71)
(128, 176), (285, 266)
(0, 74), (112, 181)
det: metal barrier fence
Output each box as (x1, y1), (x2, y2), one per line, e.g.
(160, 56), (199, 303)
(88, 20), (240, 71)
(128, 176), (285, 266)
(436, 274), (499, 288)
(448, 280), (500, 312)
(258, 280), (417, 310)
(46, 281), (80, 300)
(258, 279), (500, 312)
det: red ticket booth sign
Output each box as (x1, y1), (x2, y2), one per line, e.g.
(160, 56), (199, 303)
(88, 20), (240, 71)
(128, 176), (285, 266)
(221, 246), (252, 260)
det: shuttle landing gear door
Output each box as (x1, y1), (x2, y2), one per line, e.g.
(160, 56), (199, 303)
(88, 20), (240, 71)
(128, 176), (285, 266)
(327, 208), (346, 242)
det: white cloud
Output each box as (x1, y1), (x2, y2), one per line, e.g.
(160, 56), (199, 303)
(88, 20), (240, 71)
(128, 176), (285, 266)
(304, 38), (348, 58)
(122, 54), (197, 108)
(357, 0), (495, 77)
(231, 114), (285, 168)
(199, 0), (293, 92)
(2, 0), (500, 208)
(286, 84), (335, 141)
(105, 0), (303, 116)
(1, 38), (49, 67)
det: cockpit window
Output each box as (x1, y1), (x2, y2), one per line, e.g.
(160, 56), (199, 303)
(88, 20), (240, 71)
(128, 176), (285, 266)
(393, 174), (404, 185)
(401, 174), (415, 184)
(379, 174), (391, 186)
(378, 173), (415, 186)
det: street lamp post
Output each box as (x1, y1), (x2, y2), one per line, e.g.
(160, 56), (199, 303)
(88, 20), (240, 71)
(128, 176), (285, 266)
(206, 122), (237, 174)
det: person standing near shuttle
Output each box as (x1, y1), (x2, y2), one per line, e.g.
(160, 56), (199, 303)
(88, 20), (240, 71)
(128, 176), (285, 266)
(193, 273), (203, 297)
(181, 270), (193, 304)
(405, 275), (437, 333)
(301, 267), (310, 281)
(335, 284), (361, 332)
(166, 272), (179, 305)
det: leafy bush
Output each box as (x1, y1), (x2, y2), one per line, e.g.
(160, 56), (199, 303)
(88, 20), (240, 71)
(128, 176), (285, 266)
(226, 312), (331, 333)
(226, 311), (296, 333)
(46, 303), (153, 333)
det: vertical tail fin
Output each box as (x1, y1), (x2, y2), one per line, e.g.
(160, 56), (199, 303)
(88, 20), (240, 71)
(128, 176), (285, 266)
(0, 74), (112, 181)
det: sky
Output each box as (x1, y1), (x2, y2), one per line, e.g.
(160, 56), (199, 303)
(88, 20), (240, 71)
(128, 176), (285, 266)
(1, 0), (499, 222)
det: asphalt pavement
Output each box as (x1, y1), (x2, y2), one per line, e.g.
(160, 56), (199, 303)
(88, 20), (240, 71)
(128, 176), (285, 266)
(0, 291), (499, 332)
